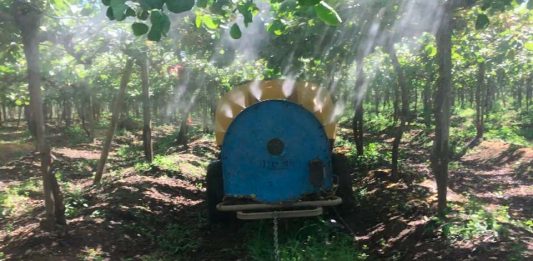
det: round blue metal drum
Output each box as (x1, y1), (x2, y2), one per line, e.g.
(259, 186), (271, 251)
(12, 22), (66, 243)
(221, 100), (333, 203)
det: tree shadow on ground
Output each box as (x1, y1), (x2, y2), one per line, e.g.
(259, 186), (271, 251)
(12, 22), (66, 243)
(1, 168), (248, 260)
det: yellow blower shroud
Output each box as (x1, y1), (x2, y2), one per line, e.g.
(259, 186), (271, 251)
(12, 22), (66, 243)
(215, 79), (337, 146)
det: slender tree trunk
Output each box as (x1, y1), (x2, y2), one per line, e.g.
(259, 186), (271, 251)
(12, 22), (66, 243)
(526, 75), (532, 112)
(475, 62), (485, 139)
(393, 83), (400, 123)
(81, 82), (95, 141)
(2, 102), (7, 123)
(387, 46), (409, 178)
(352, 58), (365, 156)
(94, 58), (134, 184)
(14, 0), (65, 228)
(17, 106), (23, 128)
(140, 57), (153, 162)
(431, 1), (453, 217)
(176, 112), (190, 146)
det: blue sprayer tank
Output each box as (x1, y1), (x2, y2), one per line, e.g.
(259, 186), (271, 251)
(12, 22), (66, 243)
(208, 80), (346, 221)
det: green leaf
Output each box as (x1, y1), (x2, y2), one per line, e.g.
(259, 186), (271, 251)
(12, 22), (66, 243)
(165, 0), (194, 13)
(160, 13), (170, 35)
(197, 0), (209, 8)
(528, 0), (533, 10)
(525, 42), (533, 51)
(195, 14), (203, 28)
(52, 0), (68, 11)
(267, 20), (285, 36)
(202, 15), (219, 30)
(140, 0), (164, 9)
(475, 13), (489, 30)
(147, 27), (162, 41)
(297, 0), (320, 6)
(125, 7), (135, 17)
(110, 0), (127, 21)
(237, 2), (257, 27)
(102, 0), (111, 6)
(147, 11), (171, 41)
(314, 2), (342, 26)
(137, 10), (149, 20)
(424, 44), (437, 57)
(230, 23), (242, 39)
(106, 7), (115, 20)
(132, 22), (149, 36)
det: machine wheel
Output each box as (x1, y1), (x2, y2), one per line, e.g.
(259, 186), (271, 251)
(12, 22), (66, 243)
(206, 160), (231, 224)
(332, 153), (355, 212)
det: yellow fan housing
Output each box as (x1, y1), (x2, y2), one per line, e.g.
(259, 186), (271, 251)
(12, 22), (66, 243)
(215, 79), (338, 146)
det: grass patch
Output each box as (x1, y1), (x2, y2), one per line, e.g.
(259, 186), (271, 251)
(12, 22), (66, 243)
(245, 218), (368, 261)
(0, 178), (41, 218)
(64, 126), (91, 145)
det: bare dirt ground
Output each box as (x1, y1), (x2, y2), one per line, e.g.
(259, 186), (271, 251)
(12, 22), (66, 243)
(1, 123), (532, 260)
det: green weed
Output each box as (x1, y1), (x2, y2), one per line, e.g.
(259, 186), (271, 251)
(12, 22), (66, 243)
(366, 114), (394, 132)
(64, 187), (89, 218)
(246, 218), (368, 261)
(441, 198), (509, 241)
(0, 178), (41, 218)
(64, 126), (91, 145)
(351, 142), (391, 170)
(156, 224), (200, 256)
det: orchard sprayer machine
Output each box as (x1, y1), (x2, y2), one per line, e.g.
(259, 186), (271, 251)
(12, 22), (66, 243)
(207, 80), (352, 222)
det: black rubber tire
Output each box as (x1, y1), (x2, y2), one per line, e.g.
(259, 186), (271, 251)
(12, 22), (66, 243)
(332, 153), (355, 212)
(206, 160), (232, 224)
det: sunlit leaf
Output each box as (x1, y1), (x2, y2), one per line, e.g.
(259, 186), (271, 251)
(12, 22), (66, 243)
(230, 23), (242, 39)
(202, 15), (219, 30)
(195, 14), (203, 28)
(314, 2), (342, 26)
(267, 20), (285, 36)
(525, 42), (533, 51)
(237, 2), (258, 27)
(475, 13), (489, 30)
(424, 44), (437, 57)
(52, 0), (68, 11)
(165, 0), (194, 13)
(132, 23), (149, 36)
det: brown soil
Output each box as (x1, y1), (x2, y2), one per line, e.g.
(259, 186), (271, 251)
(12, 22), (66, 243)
(1, 124), (532, 260)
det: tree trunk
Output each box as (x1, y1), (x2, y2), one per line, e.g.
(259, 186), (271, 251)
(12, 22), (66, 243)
(352, 59), (365, 156)
(2, 102), (7, 123)
(176, 113), (190, 146)
(81, 82), (95, 141)
(423, 63), (433, 128)
(94, 58), (134, 184)
(526, 74), (532, 112)
(475, 62), (485, 140)
(431, 1), (453, 217)
(387, 46), (409, 178)
(139, 57), (153, 162)
(14, 0), (66, 228)
(17, 106), (23, 128)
